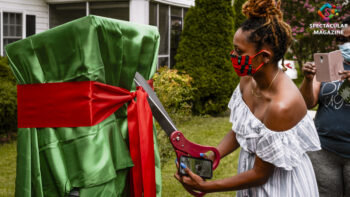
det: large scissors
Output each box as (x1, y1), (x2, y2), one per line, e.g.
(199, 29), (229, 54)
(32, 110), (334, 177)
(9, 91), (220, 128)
(134, 72), (221, 197)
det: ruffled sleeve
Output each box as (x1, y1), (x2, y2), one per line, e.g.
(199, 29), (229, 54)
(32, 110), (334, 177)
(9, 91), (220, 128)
(228, 86), (321, 170)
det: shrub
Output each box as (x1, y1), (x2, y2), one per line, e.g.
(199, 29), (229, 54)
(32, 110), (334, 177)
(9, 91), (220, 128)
(174, 0), (239, 115)
(0, 56), (17, 143)
(155, 127), (175, 167)
(153, 67), (195, 119)
(0, 81), (17, 141)
(0, 57), (15, 84)
(153, 67), (196, 166)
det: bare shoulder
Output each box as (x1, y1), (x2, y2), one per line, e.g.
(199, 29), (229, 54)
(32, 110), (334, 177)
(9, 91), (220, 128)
(264, 79), (307, 132)
(239, 76), (251, 91)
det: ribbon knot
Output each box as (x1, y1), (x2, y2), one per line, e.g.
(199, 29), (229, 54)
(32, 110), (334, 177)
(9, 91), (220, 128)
(130, 91), (137, 99)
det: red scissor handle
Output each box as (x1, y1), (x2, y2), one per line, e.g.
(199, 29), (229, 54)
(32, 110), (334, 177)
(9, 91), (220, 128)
(170, 131), (221, 196)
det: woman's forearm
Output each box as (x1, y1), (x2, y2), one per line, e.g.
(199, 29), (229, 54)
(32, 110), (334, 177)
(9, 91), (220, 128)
(202, 168), (269, 193)
(299, 78), (316, 109)
(213, 131), (240, 160)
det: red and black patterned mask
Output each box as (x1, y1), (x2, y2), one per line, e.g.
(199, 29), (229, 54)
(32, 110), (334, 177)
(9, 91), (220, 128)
(230, 50), (267, 76)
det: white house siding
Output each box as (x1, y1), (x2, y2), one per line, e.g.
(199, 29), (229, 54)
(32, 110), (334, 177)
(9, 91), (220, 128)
(0, 0), (49, 33)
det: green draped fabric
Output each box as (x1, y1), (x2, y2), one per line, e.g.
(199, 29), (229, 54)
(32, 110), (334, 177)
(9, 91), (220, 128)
(6, 15), (161, 197)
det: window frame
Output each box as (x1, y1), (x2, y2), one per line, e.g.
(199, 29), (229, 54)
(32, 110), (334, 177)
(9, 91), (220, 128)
(3, 13), (23, 39)
(149, 2), (188, 69)
(0, 9), (26, 56)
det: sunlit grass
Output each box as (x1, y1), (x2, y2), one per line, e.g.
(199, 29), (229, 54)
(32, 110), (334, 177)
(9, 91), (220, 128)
(0, 141), (16, 197)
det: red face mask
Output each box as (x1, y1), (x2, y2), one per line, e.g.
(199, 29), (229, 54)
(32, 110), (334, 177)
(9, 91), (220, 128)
(230, 50), (267, 76)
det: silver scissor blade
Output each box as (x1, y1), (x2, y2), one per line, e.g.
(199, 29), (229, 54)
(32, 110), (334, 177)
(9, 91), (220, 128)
(134, 72), (177, 136)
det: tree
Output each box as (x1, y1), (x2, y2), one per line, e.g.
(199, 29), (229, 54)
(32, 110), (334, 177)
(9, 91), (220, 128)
(174, 0), (238, 115)
(281, 0), (350, 72)
(233, 0), (247, 31)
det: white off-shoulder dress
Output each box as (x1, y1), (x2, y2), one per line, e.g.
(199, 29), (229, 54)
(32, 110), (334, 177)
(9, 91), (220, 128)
(229, 86), (321, 197)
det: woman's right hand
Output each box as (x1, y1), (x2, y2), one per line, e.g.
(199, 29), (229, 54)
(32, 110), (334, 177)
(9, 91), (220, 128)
(302, 62), (316, 81)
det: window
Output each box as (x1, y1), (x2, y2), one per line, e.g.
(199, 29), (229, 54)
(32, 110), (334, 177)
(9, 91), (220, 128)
(158, 57), (169, 69)
(49, 3), (86, 28)
(1, 12), (37, 56)
(26, 15), (36, 37)
(3, 12), (22, 55)
(159, 4), (169, 56)
(149, 3), (157, 27)
(90, 1), (129, 21)
(170, 7), (182, 68)
(149, 3), (189, 69)
(49, 1), (130, 28)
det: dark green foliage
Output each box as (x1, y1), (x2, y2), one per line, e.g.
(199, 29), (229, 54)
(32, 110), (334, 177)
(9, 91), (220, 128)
(174, 0), (239, 115)
(233, 0), (247, 32)
(0, 56), (17, 142)
(0, 57), (15, 84)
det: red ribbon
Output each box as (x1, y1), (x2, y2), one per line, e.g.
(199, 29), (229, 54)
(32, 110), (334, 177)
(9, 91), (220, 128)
(17, 81), (156, 197)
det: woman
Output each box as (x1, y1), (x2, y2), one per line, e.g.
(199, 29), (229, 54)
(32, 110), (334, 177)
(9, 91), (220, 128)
(174, 0), (321, 196)
(299, 16), (350, 197)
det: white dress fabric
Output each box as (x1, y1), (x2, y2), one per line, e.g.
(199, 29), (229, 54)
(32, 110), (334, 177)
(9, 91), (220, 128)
(229, 86), (321, 197)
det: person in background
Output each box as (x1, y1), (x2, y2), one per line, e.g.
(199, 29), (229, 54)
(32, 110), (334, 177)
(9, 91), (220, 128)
(299, 16), (350, 197)
(174, 0), (321, 196)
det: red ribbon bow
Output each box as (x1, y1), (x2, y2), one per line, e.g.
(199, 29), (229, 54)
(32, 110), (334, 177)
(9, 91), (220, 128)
(17, 81), (156, 197)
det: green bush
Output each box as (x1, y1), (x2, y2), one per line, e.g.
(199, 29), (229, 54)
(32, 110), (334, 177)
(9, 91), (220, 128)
(174, 0), (239, 115)
(0, 57), (15, 84)
(0, 56), (17, 142)
(0, 81), (17, 140)
(153, 67), (195, 119)
(153, 67), (196, 166)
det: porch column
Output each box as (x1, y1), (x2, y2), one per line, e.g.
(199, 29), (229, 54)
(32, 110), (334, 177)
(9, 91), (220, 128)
(129, 0), (149, 25)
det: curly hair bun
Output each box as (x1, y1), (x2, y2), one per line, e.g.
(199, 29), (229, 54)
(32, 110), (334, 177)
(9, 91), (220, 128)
(242, 0), (282, 19)
(240, 0), (292, 64)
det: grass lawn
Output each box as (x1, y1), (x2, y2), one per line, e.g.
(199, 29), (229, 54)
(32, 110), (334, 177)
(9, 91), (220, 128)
(160, 116), (239, 196)
(0, 141), (16, 197)
(0, 116), (239, 196)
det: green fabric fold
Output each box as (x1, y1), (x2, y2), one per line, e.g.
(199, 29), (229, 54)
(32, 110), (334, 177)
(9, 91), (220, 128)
(6, 15), (161, 197)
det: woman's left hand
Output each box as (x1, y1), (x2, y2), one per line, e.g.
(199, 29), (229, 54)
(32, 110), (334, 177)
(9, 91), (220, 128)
(339, 70), (350, 81)
(174, 161), (207, 192)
